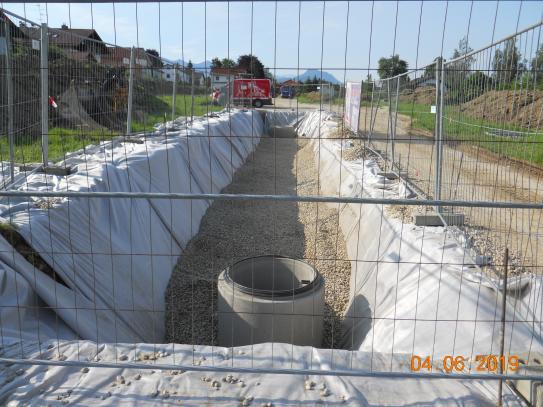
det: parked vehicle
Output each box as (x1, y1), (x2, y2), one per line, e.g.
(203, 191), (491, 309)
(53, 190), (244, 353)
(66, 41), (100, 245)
(280, 85), (296, 98)
(232, 79), (273, 108)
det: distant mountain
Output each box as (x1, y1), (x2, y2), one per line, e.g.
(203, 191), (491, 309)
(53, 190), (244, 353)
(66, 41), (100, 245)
(162, 62), (341, 84)
(275, 69), (341, 85)
(169, 59), (213, 72)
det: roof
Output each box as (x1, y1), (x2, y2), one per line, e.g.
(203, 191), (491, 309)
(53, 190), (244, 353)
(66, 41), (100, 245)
(280, 79), (299, 86)
(100, 47), (153, 67)
(211, 67), (247, 76)
(0, 11), (28, 39)
(19, 26), (104, 48)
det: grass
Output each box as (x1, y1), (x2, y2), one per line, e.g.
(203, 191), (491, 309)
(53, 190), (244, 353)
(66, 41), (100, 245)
(441, 112), (543, 167)
(132, 94), (223, 132)
(396, 101), (436, 134)
(6, 93), (223, 164)
(390, 100), (543, 166)
(0, 127), (120, 164)
(296, 92), (343, 106)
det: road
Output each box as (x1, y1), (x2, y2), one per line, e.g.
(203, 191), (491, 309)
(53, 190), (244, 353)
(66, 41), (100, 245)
(271, 97), (344, 114)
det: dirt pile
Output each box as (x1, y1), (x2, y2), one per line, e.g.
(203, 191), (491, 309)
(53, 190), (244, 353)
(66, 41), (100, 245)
(459, 90), (543, 129)
(399, 86), (435, 105)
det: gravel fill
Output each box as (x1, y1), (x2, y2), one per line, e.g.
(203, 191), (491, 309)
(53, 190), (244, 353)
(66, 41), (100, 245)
(165, 135), (350, 348)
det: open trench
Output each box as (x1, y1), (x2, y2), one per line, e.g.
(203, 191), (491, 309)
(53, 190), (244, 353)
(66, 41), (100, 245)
(165, 131), (351, 349)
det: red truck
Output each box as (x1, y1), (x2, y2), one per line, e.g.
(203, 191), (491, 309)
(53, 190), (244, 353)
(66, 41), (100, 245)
(232, 78), (273, 108)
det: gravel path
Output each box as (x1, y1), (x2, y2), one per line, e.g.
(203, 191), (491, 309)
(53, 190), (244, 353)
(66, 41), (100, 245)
(165, 135), (350, 348)
(360, 105), (543, 275)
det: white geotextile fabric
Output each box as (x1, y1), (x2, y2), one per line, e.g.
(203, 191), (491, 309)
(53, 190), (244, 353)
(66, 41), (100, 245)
(297, 111), (543, 359)
(0, 338), (522, 406)
(0, 110), (263, 343)
(263, 110), (303, 131)
(0, 109), (539, 406)
(0, 256), (76, 343)
(0, 162), (21, 189)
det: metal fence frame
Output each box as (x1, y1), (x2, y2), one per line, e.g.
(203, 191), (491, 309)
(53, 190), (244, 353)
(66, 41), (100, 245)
(0, 5), (543, 397)
(0, 8), (222, 190)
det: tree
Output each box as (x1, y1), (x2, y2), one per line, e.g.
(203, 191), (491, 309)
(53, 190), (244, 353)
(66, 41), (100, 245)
(187, 60), (193, 70)
(446, 36), (474, 87)
(145, 49), (163, 68)
(531, 43), (543, 82)
(493, 39), (521, 83)
(377, 55), (408, 79)
(221, 58), (236, 68)
(211, 57), (222, 69)
(424, 61), (436, 78)
(452, 37), (474, 66)
(237, 54), (265, 78)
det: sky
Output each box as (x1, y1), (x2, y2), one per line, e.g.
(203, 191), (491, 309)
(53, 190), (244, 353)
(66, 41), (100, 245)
(3, 1), (543, 82)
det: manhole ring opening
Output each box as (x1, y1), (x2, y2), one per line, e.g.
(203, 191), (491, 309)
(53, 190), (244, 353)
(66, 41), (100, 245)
(224, 255), (322, 298)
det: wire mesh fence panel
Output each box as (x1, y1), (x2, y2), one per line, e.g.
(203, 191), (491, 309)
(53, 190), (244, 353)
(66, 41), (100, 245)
(440, 23), (543, 277)
(0, 13), (41, 185)
(363, 66), (437, 198)
(42, 27), (126, 164)
(2, 3), (543, 406)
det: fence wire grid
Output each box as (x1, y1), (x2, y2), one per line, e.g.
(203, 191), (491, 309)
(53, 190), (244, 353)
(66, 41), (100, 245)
(1, 2), (543, 406)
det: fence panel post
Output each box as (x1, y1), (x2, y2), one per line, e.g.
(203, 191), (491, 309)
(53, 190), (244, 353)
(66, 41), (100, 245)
(171, 64), (177, 122)
(191, 70), (195, 123)
(329, 83), (332, 113)
(40, 23), (48, 167)
(4, 19), (15, 181)
(126, 47), (135, 135)
(367, 81), (375, 140)
(497, 248), (509, 407)
(392, 76), (400, 169)
(434, 58), (443, 203)
(386, 79), (393, 171)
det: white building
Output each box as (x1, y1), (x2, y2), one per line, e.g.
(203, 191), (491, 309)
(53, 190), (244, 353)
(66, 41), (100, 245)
(162, 64), (206, 85)
(210, 67), (247, 88)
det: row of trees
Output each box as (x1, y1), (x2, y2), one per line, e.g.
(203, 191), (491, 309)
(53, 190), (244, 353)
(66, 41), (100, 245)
(137, 50), (268, 80)
(377, 35), (543, 87)
(211, 54), (267, 78)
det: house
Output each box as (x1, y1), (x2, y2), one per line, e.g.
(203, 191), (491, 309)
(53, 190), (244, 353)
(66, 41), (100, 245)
(162, 64), (191, 82)
(101, 47), (154, 78)
(162, 64), (205, 85)
(0, 10), (28, 44)
(210, 67), (247, 88)
(18, 24), (107, 57)
(162, 63), (178, 81)
(280, 79), (299, 87)
(192, 70), (206, 86)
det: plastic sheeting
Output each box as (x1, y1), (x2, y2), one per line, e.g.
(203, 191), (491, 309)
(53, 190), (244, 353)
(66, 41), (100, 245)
(0, 109), (263, 343)
(0, 339), (521, 406)
(263, 110), (303, 132)
(0, 256), (76, 343)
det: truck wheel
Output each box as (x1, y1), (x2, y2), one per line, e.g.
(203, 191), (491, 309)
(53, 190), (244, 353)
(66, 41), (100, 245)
(253, 99), (263, 108)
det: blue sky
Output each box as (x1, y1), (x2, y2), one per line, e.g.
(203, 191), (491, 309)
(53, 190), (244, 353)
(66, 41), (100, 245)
(3, 1), (543, 81)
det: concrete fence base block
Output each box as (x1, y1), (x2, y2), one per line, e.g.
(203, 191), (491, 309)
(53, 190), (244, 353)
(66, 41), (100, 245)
(19, 164), (76, 177)
(414, 212), (465, 227)
(377, 171), (408, 180)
